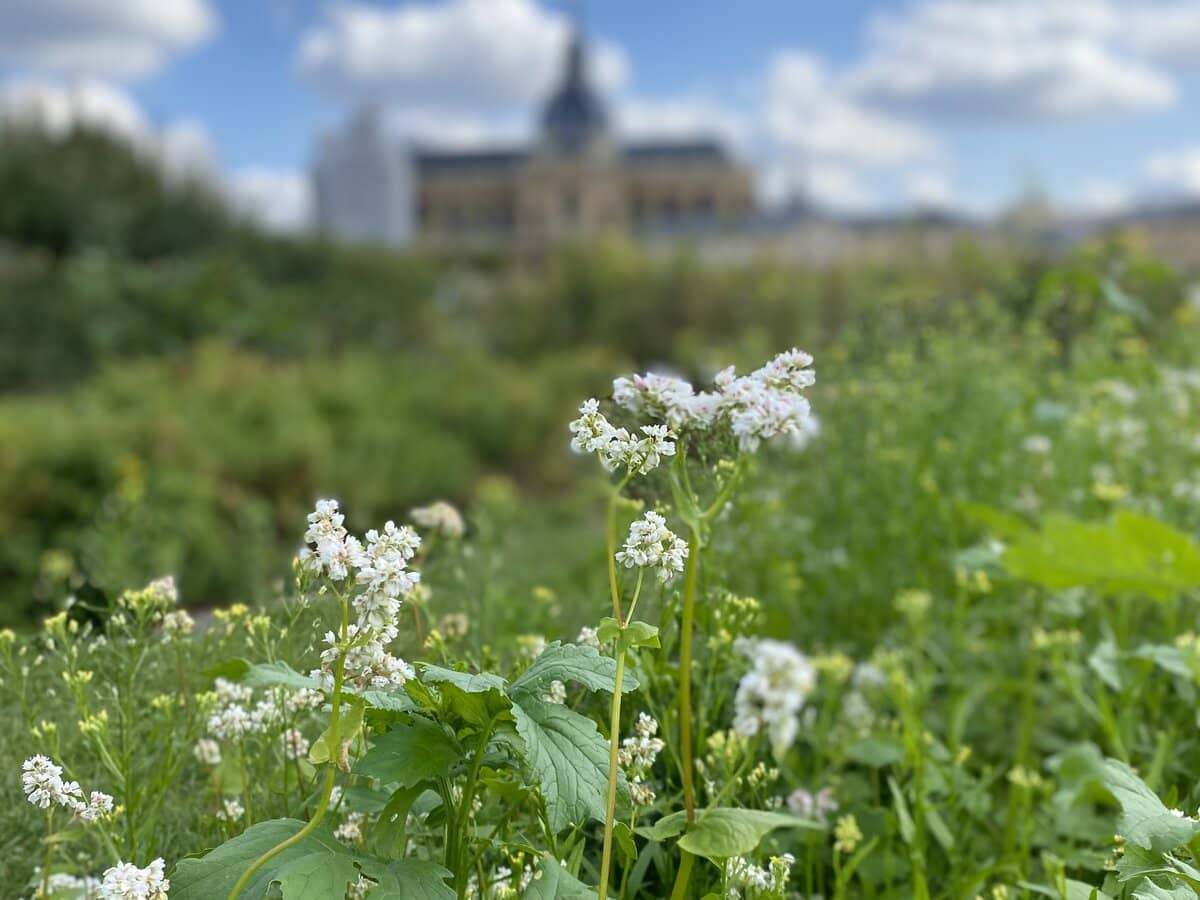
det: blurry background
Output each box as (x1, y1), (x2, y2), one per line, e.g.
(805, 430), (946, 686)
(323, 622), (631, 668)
(1, 0), (1199, 635)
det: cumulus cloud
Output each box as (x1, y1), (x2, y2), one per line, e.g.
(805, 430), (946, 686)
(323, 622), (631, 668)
(0, 0), (217, 80)
(297, 0), (627, 117)
(226, 168), (313, 233)
(1143, 147), (1200, 200)
(850, 0), (1175, 121)
(765, 52), (938, 166)
(904, 171), (955, 210)
(616, 97), (751, 150)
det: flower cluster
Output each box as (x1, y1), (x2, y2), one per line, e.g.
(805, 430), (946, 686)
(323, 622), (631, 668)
(732, 638), (816, 757)
(787, 785), (838, 825)
(619, 713), (664, 807)
(611, 349), (816, 453)
(568, 399), (677, 474)
(36, 873), (102, 898)
(98, 858), (169, 899)
(411, 500), (465, 538)
(22, 755), (113, 823)
(615, 511), (688, 583)
(204, 678), (274, 742)
(312, 626), (415, 692)
(724, 852), (794, 899)
(304, 501), (422, 622)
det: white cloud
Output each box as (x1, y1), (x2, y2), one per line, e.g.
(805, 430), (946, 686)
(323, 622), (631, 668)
(0, 0), (216, 80)
(1076, 180), (1131, 215)
(904, 171), (954, 210)
(298, 0), (627, 123)
(616, 97), (751, 150)
(227, 168), (313, 233)
(765, 53), (937, 166)
(1143, 147), (1200, 199)
(850, 0), (1175, 121)
(1127, 2), (1200, 63)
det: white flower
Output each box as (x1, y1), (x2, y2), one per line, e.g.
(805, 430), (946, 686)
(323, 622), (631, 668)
(313, 627), (415, 692)
(216, 797), (244, 822)
(732, 639), (816, 757)
(335, 811), (367, 844)
(545, 680), (567, 705)
(411, 501), (465, 538)
(205, 679), (270, 742)
(40, 872), (103, 898)
(79, 791), (115, 823)
(1022, 434), (1052, 455)
(576, 625), (600, 648)
(161, 609), (194, 642)
(98, 858), (169, 900)
(787, 786), (838, 824)
(568, 399), (677, 474)
(724, 852), (794, 899)
(282, 728), (310, 761)
(22, 755), (83, 811)
(615, 511), (689, 583)
(619, 713), (664, 777)
(193, 739), (222, 767)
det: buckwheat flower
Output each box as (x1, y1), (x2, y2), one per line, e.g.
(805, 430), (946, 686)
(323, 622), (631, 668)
(314, 627), (415, 691)
(193, 738), (221, 767)
(576, 626), (600, 648)
(615, 511), (688, 583)
(569, 398), (618, 454)
(160, 609), (194, 642)
(335, 810), (367, 844)
(22, 755), (83, 810)
(618, 424), (677, 475)
(80, 791), (115, 823)
(619, 713), (664, 776)
(1022, 434), (1052, 455)
(545, 680), (567, 705)
(732, 638), (816, 757)
(41, 873), (102, 898)
(347, 876), (373, 900)
(411, 501), (465, 539)
(613, 372), (698, 430)
(282, 728), (310, 761)
(99, 858), (169, 899)
(439, 612), (470, 639)
(215, 796), (244, 822)
(787, 786), (838, 825)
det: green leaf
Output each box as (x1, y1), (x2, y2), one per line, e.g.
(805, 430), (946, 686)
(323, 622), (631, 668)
(675, 808), (819, 861)
(1003, 512), (1200, 599)
(614, 821), (638, 863)
(370, 782), (435, 857)
(509, 692), (617, 831)
(511, 641), (639, 695)
(355, 688), (419, 712)
(1102, 759), (1200, 852)
(273, 849), (360, 899)
(204, 658), (251, 682)
(523, 856), (594, 899)
(421, 665), (511, 726)
(890, 777), (916, 846)
(244, 660), (322, 691)
(619, 621), (660, 652)
(420, 665), (507, 693)
(355, 717), (462, 788)
(310, 697), (366, 767)
(170, 819), (346, 900)
(1132, 883), (1197, 900)
(846, 737), (906, 768)
(364, 860), (455, 899)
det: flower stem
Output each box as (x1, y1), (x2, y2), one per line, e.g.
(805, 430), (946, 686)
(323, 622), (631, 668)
(226, 595), (349, 900)
(678, 528), (701, 828)
(597, 646), (628, 900)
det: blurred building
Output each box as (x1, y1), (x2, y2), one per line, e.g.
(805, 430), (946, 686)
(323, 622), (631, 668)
(312, 107), (414, 247)
(312, 29), (754, 251)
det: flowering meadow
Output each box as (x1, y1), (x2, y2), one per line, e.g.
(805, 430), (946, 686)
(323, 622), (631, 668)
(4, 294), (1200, 900)
(6, 128), (1200, 900)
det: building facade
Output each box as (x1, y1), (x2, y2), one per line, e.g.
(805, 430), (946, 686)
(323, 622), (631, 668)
(312, 30), (754, 251)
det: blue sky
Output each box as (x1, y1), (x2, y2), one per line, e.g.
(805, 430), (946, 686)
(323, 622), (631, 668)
(3, 0), (1200, 225)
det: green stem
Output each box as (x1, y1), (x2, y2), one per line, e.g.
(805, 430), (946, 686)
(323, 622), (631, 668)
(606, 476), (632, 621)
(454, 717), (498, 898)
(226, 595), (349, 900)
(41, 808), (54, 897)
(678, 528), (701, 828)
(598, 648), (628, 900)
(667, 850), (696, 900)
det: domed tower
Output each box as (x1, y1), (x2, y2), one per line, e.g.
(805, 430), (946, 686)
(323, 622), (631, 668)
(539, 29), (611, 157)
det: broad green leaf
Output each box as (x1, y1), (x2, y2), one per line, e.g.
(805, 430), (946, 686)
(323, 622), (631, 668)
(244, 660), (322, 691)
(1102, 760), (1200, 853)
(1089, 642), (1122, 691)
(619, 621), (661, 652)
(420, 665), (507, 693)
(353, 688), (418, 712)
(204, 658), (251, 682)
(511, 641), (638, 695)
(170, 818), (346, 900)
(676, 808), (818, 861)
(637, 812), (687, 843)
(310, 697), (365, 767)
(846, 737), (906, 768)
(355, 717), (462, 787)
(509, 692), (616, 831)
(273, 849), (360, 900)
(523, 856), (594, 899)
(1129, 644), (1193, 680)
(890, 777), (916, 845)
(1132, 883), (1196, 900)
(364, 860), (455, 899)
(1003, 512), (1200, 599)
(614, 821), (638, 863)
(370, 782), (435, 856)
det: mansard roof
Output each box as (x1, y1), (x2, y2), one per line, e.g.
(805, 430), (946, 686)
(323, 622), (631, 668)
(413, 149), (527, 176)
